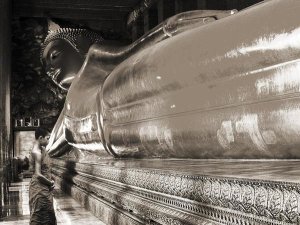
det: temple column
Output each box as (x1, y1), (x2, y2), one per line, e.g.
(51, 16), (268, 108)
(157, 0), (164, 23)
(226, 0), (239, 10)
(175, 0), (183, 13)
(0, 0), (12, 212)
(197, 0), (207, 9)
(144, 9), (150, 33)
(131, 17), (144, 41)
(157, 0), (175, 23)
(131, 21), (138, 41)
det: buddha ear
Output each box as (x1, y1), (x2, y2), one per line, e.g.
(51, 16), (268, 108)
(47, 18), (60, 33)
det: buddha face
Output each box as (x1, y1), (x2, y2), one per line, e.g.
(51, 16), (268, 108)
(42, 39), (84, 90)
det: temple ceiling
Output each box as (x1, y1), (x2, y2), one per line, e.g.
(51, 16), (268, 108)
(12, 0), (143, 31)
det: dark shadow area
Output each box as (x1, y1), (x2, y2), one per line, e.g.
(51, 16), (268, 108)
(59, 160), (77, 195)
(0, 167), (21, 220)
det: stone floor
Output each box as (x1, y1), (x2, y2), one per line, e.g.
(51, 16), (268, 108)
(0, 178), (106, 225)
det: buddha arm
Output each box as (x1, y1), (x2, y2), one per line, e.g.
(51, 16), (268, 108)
(47, 134), (69, 157)
(86, 9), (235, 76)
(47, 108), (71, 157)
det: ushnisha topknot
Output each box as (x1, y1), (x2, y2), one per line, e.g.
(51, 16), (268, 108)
(41, 28), (103, 62)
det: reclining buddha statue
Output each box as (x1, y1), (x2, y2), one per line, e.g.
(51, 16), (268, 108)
(44, 0), (300, 159)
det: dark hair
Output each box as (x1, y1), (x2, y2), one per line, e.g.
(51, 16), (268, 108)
(35, 127), (50, 139)
(22, 157), (30, 170)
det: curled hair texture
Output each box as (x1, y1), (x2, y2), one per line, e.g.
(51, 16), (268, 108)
(41, 28), (103, 62)
(35, 127), (50, 139)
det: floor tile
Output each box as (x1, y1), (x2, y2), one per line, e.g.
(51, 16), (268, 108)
(1, 178), (106, 225)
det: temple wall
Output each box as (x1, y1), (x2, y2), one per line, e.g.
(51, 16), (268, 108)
(11, 18), (65, 129)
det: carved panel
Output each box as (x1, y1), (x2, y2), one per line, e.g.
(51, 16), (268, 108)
(52, 159), (300, 225)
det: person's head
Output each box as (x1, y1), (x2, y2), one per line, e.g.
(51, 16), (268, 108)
(41, 28), (102, 90)
(18, 156), (30, 171)
(35, 127), (50, 147)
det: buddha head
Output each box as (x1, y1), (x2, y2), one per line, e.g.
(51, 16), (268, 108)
(41, 28), (103, 90)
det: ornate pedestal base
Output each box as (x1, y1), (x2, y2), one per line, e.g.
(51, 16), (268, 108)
(51, 158), (300, 225)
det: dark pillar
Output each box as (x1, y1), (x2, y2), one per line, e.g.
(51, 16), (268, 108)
(157, 0), (164, 23)
(175, 0), (183, 13)
(157, 0), (175, 23)
(131, 17), (144, 41)
(131, 21), (138, 41)
(226, 0), (239, 10)
(206, 0), (227, 10)
(148, 6), (158, 30)
(197, 0), (207, 9)
(144, 9), (150, 33)
(0, 0), (12, 209)
(182, 0), (198, 11)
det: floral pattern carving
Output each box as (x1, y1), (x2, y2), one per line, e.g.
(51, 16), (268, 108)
(52, 159), (300, 225)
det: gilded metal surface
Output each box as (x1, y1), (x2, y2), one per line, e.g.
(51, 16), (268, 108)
(73, 9), (236, 81)
(42, 28), (103, 90)
(48, 0), (300, 159)
(45, 10), (234, 157)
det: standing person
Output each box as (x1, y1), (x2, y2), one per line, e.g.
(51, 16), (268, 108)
(29, 127), (56, 225)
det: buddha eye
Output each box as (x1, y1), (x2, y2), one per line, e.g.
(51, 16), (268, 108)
(50, 51), (61, 61)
